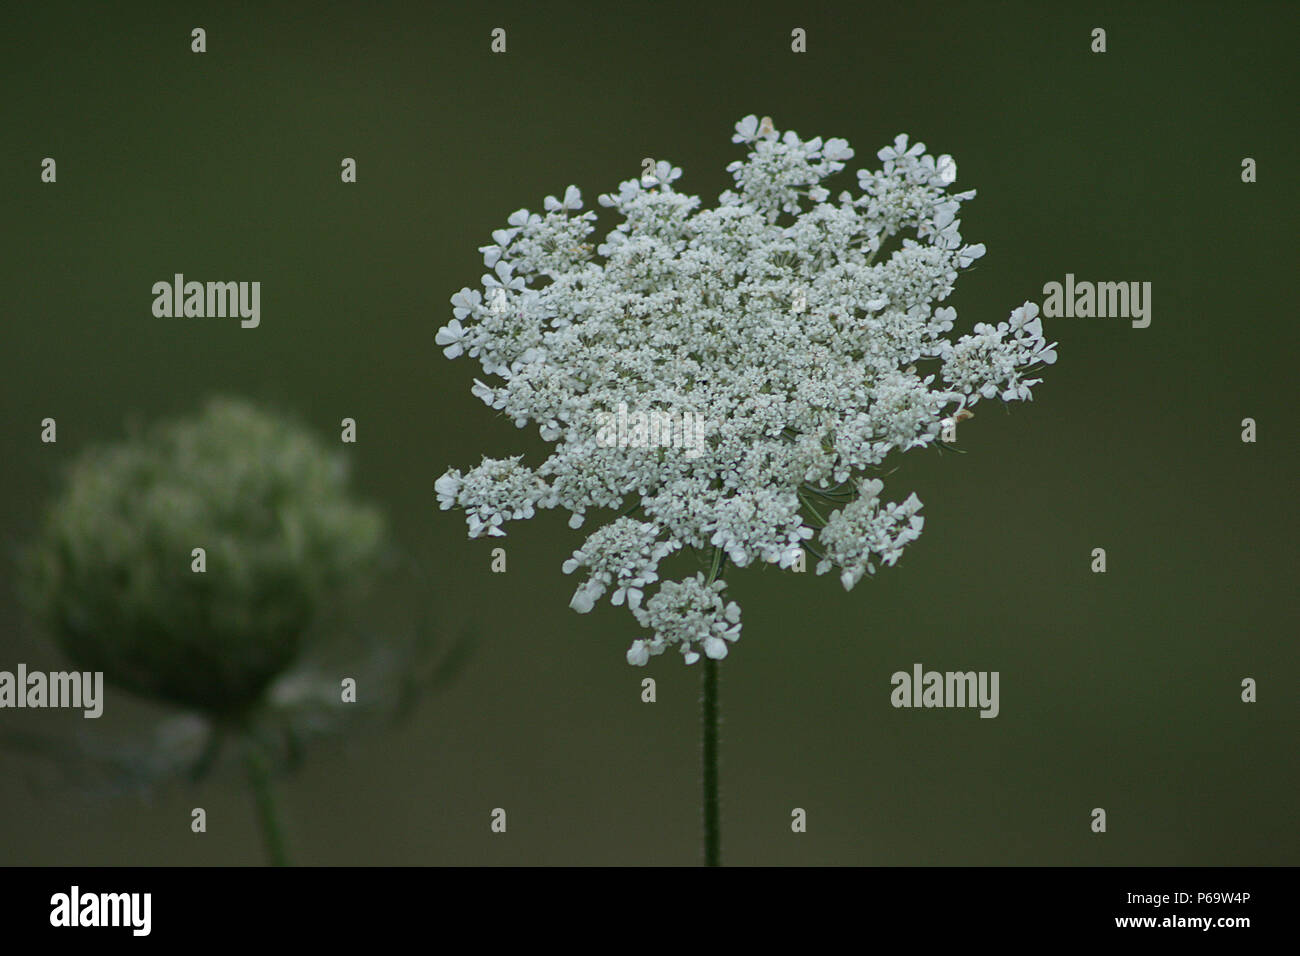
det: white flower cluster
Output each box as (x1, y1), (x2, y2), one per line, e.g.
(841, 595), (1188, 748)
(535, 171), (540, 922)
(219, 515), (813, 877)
(562, 517), (680, 613)
(627, 573), (742, 666)
(943, 301), (1057, 402)
(436, 115), (1056, 665)
(815, 479), (925, 591)
(434, 456), (547, 538)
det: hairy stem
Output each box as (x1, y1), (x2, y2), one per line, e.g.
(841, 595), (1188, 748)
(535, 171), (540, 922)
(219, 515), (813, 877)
(702, 656), (720, 867)
(702, 547), (726, 866)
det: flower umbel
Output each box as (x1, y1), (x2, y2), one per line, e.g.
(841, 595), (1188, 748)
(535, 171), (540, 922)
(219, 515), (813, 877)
(24, 398), (385, 713)
(436, 116), (1056, 665)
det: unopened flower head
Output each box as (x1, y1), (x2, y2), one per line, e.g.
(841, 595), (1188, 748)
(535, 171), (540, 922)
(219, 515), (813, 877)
(24, 398), (386, 714)
(436, 116), (1056, 665)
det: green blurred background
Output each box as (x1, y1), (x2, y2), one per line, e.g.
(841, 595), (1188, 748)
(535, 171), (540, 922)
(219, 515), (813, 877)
(1, 0), (1296, 865)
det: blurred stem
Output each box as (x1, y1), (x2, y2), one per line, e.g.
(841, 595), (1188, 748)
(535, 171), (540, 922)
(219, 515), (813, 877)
(702, 547), (725, 867)
(188, 725), (223, 783)
(245, 740), (289, 867)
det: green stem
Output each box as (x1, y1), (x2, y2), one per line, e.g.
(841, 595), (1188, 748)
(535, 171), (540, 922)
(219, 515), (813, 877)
(702, 547), (726, 867)
(245, 742), (290, 866)
(188, 724), (223, 783)
(798, 488), (829, 526)
(702, 656), (720, 867)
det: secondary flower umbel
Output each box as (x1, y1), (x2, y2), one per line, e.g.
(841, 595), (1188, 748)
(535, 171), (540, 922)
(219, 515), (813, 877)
(436, 116), (1056, 666)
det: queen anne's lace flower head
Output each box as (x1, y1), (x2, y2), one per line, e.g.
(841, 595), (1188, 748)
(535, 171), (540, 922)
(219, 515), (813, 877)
(437, 115), (1056, 666)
